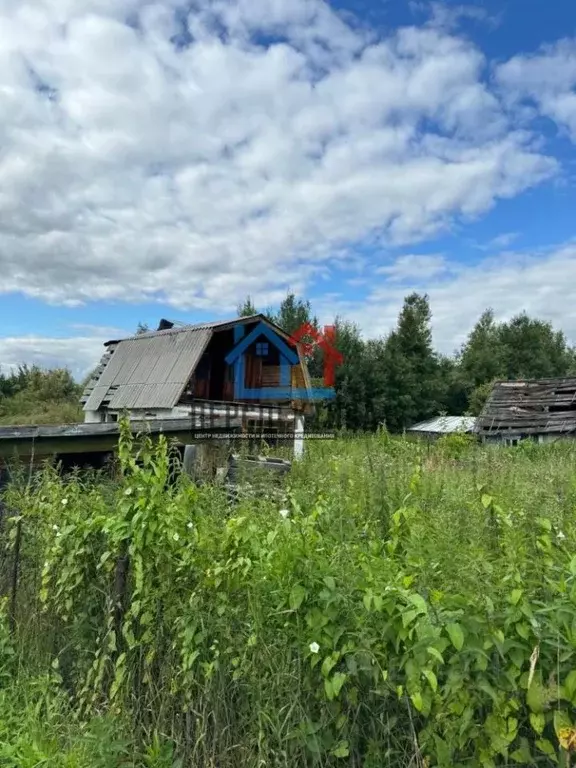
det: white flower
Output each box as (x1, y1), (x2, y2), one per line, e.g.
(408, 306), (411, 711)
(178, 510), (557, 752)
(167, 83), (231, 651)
(309, 641), (320, 654)
(279, 509), (289, 519)
(173, 533), (180, 541)
(124, 487), (133, 496)
(52, 525), (59, 532)
(557, 530), (566, 540)
(61, 499), (68, 506)
(187, 522), (194, 529)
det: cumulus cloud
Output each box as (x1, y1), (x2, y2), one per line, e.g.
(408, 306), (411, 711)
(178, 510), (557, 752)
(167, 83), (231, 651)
(497, 38), (576, 140)
(315, 241), (576, 354)
(0, 328), (119, 379)
(0, 0), (557, 313)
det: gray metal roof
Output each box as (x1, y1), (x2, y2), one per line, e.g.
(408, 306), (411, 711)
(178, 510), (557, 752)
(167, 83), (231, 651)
(109, 314), (266, 345)
(82, 314), (311, 414)
(407, 416), (477, 434)
(83, 328), (212, 412)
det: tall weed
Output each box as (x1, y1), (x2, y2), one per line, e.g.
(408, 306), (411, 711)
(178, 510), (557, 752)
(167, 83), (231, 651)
(2, 427), (576, 765)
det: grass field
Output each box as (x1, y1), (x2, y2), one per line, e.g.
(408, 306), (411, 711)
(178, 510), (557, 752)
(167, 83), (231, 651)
(1, 427), (576, 766)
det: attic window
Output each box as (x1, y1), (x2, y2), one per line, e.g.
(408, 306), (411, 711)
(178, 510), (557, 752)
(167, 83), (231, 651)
(256, 342), (269, 356)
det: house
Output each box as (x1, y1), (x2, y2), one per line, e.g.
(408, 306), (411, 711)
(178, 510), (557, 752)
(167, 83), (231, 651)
(81, 314), (314, 456)
(406, 415), (477, 439)
(475, 378), (576, 445)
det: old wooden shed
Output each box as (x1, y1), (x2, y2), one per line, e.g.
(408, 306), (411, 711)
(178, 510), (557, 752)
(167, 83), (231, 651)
(475, 378), (576, 444)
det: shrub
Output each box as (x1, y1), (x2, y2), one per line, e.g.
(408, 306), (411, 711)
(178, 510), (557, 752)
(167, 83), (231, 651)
(2, 427), (576, 765)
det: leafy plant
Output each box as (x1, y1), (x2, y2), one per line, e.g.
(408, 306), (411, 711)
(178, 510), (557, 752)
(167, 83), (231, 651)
(3, 428), (576, 765)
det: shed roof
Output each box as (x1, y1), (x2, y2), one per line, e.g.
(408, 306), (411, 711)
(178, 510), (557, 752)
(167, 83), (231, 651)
(83, 327), (212, 411)
(81, 314), (311, 413)
(106, 314), (285, 346)
(475, 378), (576, 436)
(407, 416), (477, 434)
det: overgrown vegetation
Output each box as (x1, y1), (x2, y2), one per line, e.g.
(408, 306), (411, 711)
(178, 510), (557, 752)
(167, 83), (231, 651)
(3, 426), (576, 765)
(0, 365), (82, 425)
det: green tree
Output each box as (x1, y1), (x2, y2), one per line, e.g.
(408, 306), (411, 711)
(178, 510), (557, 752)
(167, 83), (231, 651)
(468, 380), (496, 415)
(379, 293), (441, 432)
(499, 313), (574, 379)
(328, 319), (367, 431)
(458, 310), (576, 413)
(270, 293), (317, 337)
(459, 309), (505, 391)
(436, 356), (470, 416)
(269, 293), (325, 379)
(237, 296), (258, 317)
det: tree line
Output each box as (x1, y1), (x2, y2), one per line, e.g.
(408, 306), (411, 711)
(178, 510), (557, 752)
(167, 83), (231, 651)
(0, 296), (573, 430)
(238, 293), (576, 432)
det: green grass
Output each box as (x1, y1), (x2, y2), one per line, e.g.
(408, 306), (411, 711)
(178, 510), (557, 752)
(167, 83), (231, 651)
(0, 398), (83, 425)
(2, 428), (576, 766)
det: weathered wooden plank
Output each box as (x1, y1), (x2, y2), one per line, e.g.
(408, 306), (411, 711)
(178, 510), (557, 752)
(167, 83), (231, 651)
(477, 377), (576, 437)
(0, 418), (243, 459)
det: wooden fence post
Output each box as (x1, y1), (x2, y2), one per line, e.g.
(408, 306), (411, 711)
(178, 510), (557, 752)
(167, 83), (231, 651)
(9, 516), (22, 635)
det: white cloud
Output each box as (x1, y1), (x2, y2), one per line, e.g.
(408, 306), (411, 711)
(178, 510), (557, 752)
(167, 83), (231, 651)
(497, 38), (576, 140)
(0, 0), (557, 312)
(476, 232), (519, 251)
(410, 2), (501, 32)
(317, 241), (576, 353)
(5, 241), (576, 374)
(0, 330), (113, 379)
(376, 253), (448, 280)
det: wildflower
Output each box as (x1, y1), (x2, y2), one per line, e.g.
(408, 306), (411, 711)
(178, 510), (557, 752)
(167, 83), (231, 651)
(309, 641), (320, 654)
(279, 509), (289, 519)
(124, 487), (133, 496)
(61, 499), (68, 506)
(557, 530), (566, 541)
(52, 524), (59, 532)
(187, 521), (194, 529)
(173, 532), (180, 541)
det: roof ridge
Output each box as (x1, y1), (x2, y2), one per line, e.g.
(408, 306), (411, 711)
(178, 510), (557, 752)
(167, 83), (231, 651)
(105, 314), (267, 345)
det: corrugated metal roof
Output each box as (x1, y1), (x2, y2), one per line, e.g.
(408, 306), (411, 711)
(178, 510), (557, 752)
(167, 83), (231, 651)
(83, 328), (212, 412)
(108, 314), (266, 345)
(407, 416), (477, 434)
(82, 314), (312, 413)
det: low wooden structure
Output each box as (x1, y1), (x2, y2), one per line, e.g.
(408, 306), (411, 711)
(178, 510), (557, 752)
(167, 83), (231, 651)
(0, 416), (242, 486)
(475, 378), (576, 444)
(0, 417), (240, 458)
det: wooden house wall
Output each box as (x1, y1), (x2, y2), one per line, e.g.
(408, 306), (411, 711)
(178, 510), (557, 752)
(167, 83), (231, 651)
(178, 326), (310, 406)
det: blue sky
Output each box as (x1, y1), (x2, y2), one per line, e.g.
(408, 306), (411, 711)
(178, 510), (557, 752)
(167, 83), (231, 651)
(1, 0), (576, 376)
